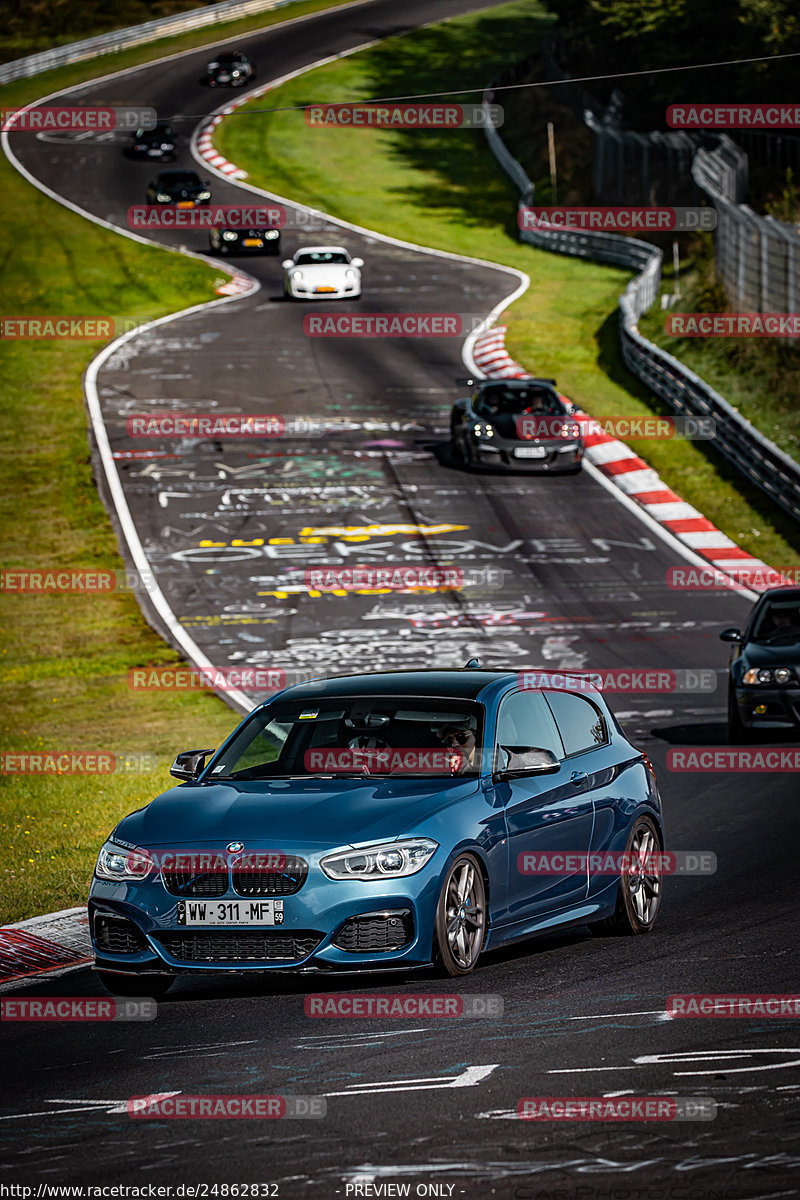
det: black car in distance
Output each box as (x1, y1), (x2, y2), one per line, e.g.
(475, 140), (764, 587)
(125, 122), (176, 162)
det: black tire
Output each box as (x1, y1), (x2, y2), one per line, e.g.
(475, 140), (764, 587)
(96, 971), (174, 999)
(591, 816), (663, 936)
(433, 853), (487, 976)
(728, 686), (750, 743)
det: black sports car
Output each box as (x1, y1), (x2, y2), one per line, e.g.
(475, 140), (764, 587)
(145, 170), (211, 206)
(125, 122), (176, 162)
(722, 586), (800, 741)
(204, 51), (256, 87)
(209, 226), (281, 255)
(451, 378), (583, 473)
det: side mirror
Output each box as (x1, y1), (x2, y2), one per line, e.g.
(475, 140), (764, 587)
(281, 259), (294, 269)
(495, 746), (560, 780)
(170, 748), (215, 781)
(720, 628), (743, 643)
(351, 257), (364, 268)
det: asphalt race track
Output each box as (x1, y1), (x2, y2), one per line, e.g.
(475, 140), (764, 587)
(2, 1), (800, 1195)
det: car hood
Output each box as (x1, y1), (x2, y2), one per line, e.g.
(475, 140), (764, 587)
(486, 411), (576, 442)
(740, 640), (800, 667)
(114, 776), (478, 853)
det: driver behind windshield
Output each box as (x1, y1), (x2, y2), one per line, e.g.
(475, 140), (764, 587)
(438, 724), (478, 775)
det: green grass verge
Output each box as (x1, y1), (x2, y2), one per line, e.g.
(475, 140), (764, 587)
(639, 235), (800, 464)
(216, 0), (800, 568)
(0, 0), (368, 924)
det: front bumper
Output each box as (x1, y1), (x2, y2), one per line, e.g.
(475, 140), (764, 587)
(469, 439), (583, 472)
(733, 685), (800, 729)
(286, 285), (360, 300)
(88, 862), (441, 975)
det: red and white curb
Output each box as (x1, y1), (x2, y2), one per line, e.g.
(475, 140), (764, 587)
(0, 907), (91, 990)
(214, 272), (253, 296)
(473, 326), (784, 592)
(196, 109), (249, 180)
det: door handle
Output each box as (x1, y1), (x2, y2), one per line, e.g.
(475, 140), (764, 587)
(570, 771), (589, 787)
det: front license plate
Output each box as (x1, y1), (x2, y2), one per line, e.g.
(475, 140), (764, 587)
(177, 200), (194, 209)
(177, 899), (284, 926)
(514, 445), (547, 459)
(315, 286), (336, 293)
(243, 238), (263, 247)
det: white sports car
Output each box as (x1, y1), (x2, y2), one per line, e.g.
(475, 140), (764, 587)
(282, 246), (363, 300)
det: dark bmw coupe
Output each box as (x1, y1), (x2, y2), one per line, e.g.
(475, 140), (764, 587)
(722, 587), (800, 741)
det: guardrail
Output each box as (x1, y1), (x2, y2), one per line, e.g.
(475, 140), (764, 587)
(0, 0), (300, 84)
(482, 82), (800, 525)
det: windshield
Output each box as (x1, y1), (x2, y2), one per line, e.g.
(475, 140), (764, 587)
(207, 696), (484, 780)
(294, 251), (349, 265)
(751, 598), (800, 643)
(475, 384), (564, 417)
(216, 54), (244, 64)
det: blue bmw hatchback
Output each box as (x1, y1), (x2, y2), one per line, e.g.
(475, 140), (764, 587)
(89, 668), (664, 996)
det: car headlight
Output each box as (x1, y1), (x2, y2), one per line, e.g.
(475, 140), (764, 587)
(265, 230), (279, 239)
(345, 268), (356, 280)
(197, 191), (211, 201)
(472, 422), (495, 438)
(320, 838), (438, 880)
(222, 231), (238, 241)
(95, 840), (153, 881)
(743, 666), (795, 685)
(156, 192), (171, 202)
(292, 270), (305, 281)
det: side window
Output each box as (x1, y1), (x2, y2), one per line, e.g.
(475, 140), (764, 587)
(543, 691), (607, 756)
(495, 691), (564, 768)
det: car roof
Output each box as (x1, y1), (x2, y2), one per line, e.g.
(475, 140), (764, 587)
(476, 377), (557, 389)
(294, 246), (350, 255)
(277, 668), (516, 702)
(758, 587), (800, 602)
